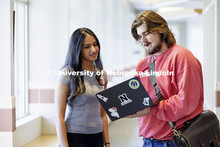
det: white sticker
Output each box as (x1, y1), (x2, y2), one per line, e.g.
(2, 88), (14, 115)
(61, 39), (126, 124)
(143, 97), (150, 106)
(109, 107), (120, 118)
(97, 94), (108, 102)
(118, 93), (132, 106)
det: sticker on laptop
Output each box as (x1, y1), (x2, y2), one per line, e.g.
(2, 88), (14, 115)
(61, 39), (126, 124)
(143, 97), (150, 106)
(96, 94), (108, 102)
(109, 107), (119, 118)
(129, 79), (140, 89)
(118, 93), (132, 106)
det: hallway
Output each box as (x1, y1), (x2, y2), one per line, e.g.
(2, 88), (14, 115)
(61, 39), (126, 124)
(3, 0), (220, 146)
(24, 118), (143, 147)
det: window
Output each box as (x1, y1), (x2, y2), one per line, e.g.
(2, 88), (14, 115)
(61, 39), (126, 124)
(13, 0), (28, 119)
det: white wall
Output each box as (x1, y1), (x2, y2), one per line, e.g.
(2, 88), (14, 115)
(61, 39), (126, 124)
(29, 0), (68, 82)
(203, 0), (215, 111)
(186, 16), (203, 65)
(0, 0), (13, 96)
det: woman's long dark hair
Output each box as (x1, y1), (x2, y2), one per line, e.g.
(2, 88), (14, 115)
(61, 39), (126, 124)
(62, 28), (107, 101)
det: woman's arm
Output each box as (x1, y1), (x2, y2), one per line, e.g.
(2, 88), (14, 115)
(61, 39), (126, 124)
(100, 85), (110, 147)
(55, 82), (69, 147)
(100, 105), (110, 147)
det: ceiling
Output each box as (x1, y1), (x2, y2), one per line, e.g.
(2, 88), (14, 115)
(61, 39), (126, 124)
(120, 0), (203, 21)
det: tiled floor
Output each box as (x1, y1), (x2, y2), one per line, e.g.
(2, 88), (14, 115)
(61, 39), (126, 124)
(24, 118), (143, 147)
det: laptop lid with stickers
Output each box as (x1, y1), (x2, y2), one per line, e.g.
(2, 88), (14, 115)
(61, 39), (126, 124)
(95, 76), (154, 121)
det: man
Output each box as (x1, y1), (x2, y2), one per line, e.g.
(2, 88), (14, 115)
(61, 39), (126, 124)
(128, 10), (204, 147)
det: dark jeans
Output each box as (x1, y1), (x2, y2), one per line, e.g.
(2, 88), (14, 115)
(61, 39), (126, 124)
(66, 132), (104, 147)
(143, 138), (175, 147)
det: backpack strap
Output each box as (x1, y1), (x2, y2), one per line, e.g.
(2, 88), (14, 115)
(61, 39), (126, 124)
(149, 56), (175, 127)
(149, 56), (164, 104)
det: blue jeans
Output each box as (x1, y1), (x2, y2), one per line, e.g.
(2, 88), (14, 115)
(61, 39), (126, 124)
(143, 138), (175, 147)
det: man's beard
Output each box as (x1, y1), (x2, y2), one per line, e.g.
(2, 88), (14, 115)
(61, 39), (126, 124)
(146, 42), (162, 55)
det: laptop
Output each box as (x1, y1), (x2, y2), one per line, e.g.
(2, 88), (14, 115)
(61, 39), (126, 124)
(95, 76), (154, 121)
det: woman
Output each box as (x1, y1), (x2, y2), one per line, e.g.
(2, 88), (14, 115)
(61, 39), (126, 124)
(55, 28), (110, 147)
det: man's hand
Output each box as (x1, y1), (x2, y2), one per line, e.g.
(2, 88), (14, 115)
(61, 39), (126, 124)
(125, 107), (151, 118)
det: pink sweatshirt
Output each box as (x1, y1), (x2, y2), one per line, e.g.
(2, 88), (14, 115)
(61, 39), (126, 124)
(136, 44), (204, 140)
